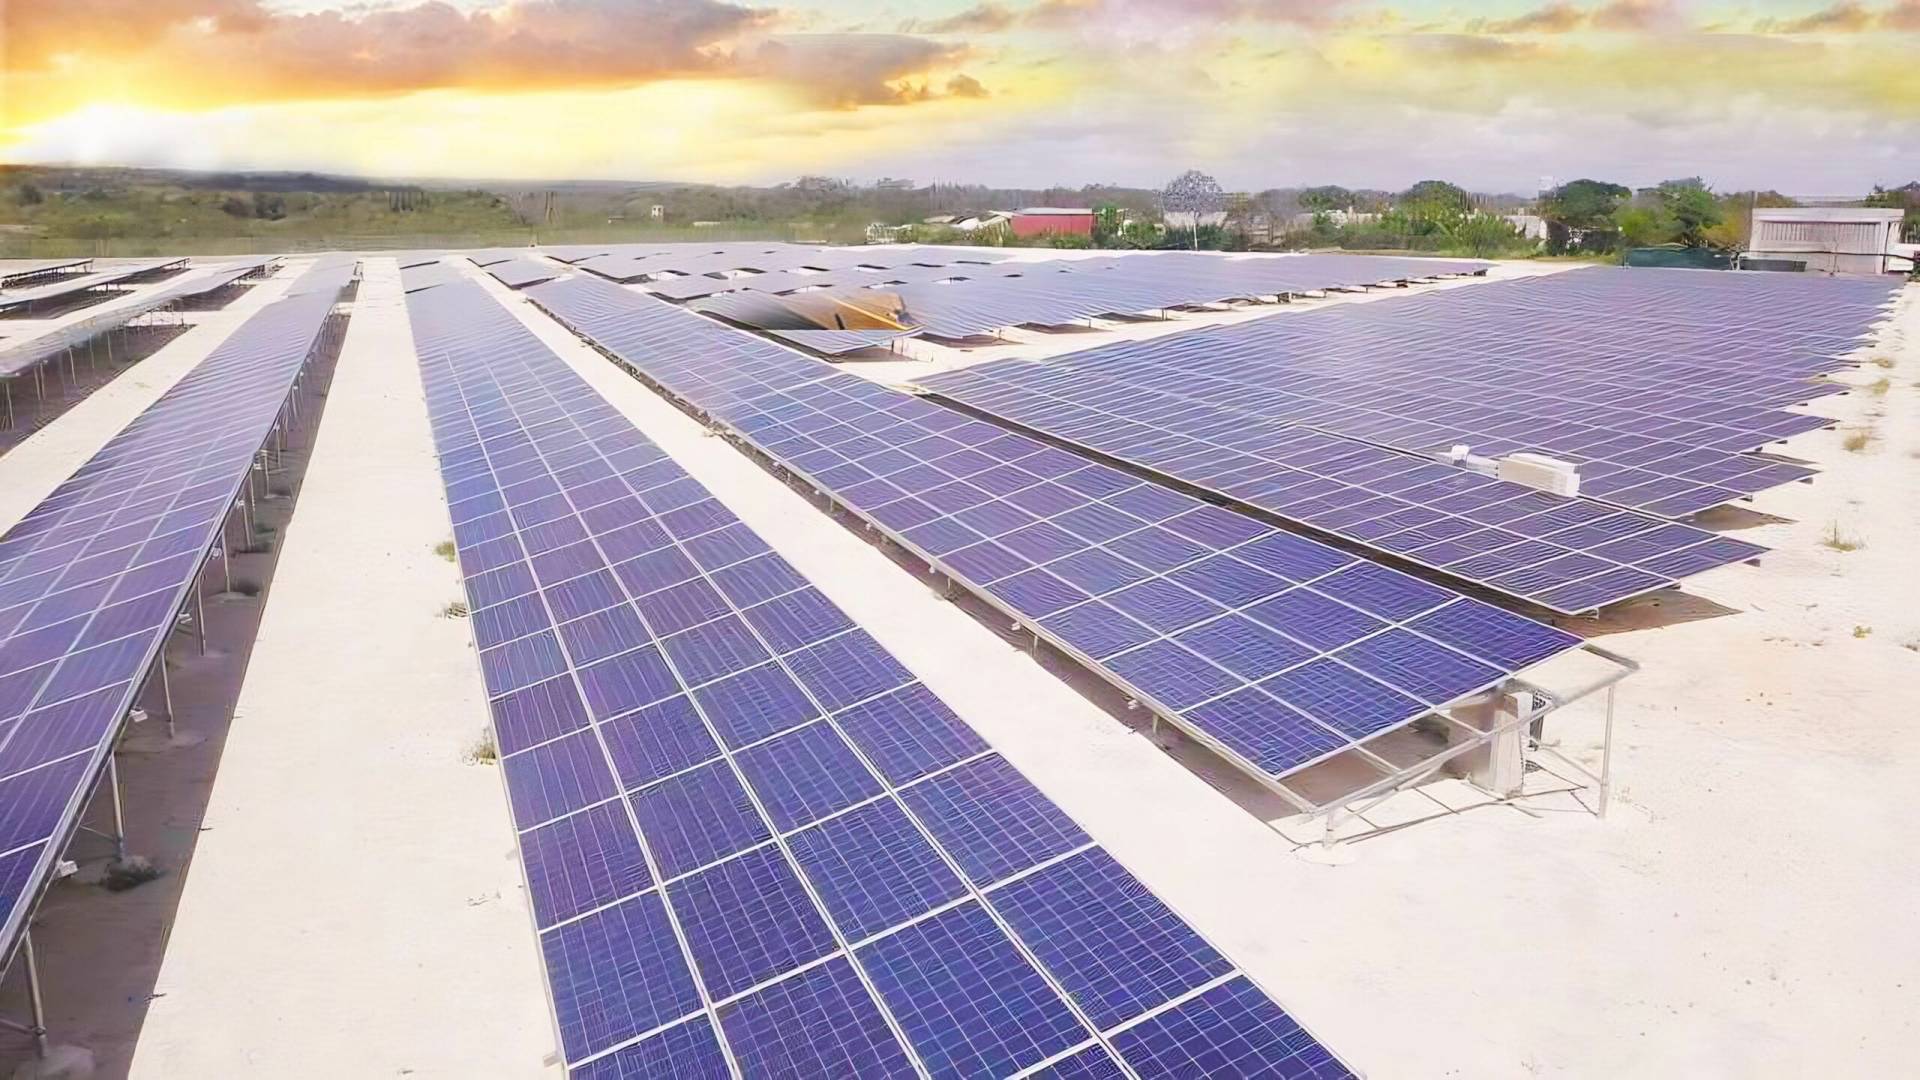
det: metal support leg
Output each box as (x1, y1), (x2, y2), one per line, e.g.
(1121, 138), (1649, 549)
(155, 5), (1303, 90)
(219, 533), (232, 593)
(158, 657), (176, 740)
(22, 931), (48, 1059)
(107, 755), (127, 860)
(1598, 683), (1617, 818)
(195, 587), (207, 656)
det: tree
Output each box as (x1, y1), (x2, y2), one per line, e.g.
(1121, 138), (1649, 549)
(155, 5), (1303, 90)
(1092, 203), (1123, 246)
(14, 183), (43, 205)
(1160, 169), (1225, 249)
(1400, 180), (1472, 213)
(1538, 179), (1629, 230)
(1298, 185), (1352, 212)
(1615, 206), (1666, 248)
(1652, 178), (1722, 247)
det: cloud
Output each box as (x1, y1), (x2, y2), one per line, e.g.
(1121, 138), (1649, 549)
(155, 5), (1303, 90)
(1590, 0), (1685, 31)
(1473, 3), (1587, 34)
(746, 34), (974, 107)
(4, 0), (769, 101)
(1759, 2), (1875, 32)
(945, 73), (991, 98)
(919, 3), (1020, 33)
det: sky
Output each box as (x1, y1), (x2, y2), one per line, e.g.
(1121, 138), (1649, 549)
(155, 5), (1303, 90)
(1, 0), (1916, 193)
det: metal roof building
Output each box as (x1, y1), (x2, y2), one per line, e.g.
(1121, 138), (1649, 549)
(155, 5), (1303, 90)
(1746, 207), (1910, 276)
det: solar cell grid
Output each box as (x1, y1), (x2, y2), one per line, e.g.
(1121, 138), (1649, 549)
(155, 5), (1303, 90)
(410, 280), (1351, 1078)
(924, 266), (1896, 525)
(524, 276), (1581, 785)
(0, 272), (345, 962)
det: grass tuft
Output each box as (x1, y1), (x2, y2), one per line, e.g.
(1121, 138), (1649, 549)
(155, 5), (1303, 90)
(1841, 428), (1873, 453)
(1868, 377), (1891, 397)
(441, 600), (469, 619)
(1853, 625), (1873, 639)
(1822, 522), (1864, 552)
(464, 730), (498, 765)
(1871, 356), (1895, 369)
(434, 539), (457, 562)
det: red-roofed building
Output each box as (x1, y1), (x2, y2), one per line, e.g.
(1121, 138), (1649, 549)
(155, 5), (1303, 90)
(1009, 207), (1095, 239)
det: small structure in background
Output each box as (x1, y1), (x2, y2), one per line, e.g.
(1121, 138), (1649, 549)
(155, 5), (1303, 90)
(1009, 207), (1094, 239)
(1745, 206), (1910, 275)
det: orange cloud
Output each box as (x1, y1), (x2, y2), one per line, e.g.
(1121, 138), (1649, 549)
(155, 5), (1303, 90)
(1473, 3), (1587, 34)
(1591, 0), (1684, 31)
(1760, 2), (1876, 32)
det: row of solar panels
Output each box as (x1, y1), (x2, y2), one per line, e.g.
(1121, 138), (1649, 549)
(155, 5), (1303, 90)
(0, 258), (279, 379)
(408, 279), (1356, 1079)
(574, 244), (1008, 286)
(922, 267), (1897, 529)
(528, 275), (1585, 783)
(0, 260), (353, 964)
(0, 259), (94, 292)
(0, 259), (192, 317)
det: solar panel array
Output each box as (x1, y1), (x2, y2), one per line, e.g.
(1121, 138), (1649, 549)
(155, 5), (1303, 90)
(926, 266), (1899, 515)
(0, 271), (346, 958)
(408, 279), (1353, 1080)
(919, 367), (1770, 614)
(0, 261), (279, 379)
(662, 262), (985, 303)
(0, 259), (93, 291)
(484, 259), (561, 291)
(760, 328), (916, 356)
(0, 259), (191, 317)
(401, 260), (465, 294)
(578, 244), (1006, 287)
(803, 253), (1488, 340)
(527, 275), (1582, 781)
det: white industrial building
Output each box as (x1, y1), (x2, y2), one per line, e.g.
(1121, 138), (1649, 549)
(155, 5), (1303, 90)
(1746, 206), (1911, 275)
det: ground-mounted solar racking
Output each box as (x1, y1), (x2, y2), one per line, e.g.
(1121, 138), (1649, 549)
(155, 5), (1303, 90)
(924, 266), (1900, 513)
(483, 259), (561, 291)
(409, 278), (1358, 1080)
(0, 259), (192, 319)
(525, 274), (1634, 824)
(919, 363), (1771, 615)
(674, 252), (1486, 347)
(0, 260), (287, 431)
(0, 260), (95, 292)
(0, 261), (352, 1023)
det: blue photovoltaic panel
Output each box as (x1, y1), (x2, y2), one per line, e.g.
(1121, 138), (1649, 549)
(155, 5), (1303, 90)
(486, 258), (561, 291)
(400, 259), (464, 294)
(920, 362), (1770, 614)
(811, 252), (1485, 340)
(522, 274), (1582, 783)
(923, 267), (1897, 525)
(0, 267), (346, 964)
(1111, 975), (1352, 1080)
(409, 279), (1352, 1078)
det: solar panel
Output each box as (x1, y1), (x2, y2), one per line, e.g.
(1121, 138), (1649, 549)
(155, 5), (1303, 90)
(0, 259), (191, 317)
(0, 267), (346, 962)
(0, 261), (281, 380)
(0, 259), (93, 291)
(484, 259), (560, 291)
(918, 365), (1768, 614)
(400, 260), (463, 294)
(523, 275), (1582, 783)
(926, 266), (1898, 514)
(806, 253), (1487, 340)
(408, 279), (1353, 1078)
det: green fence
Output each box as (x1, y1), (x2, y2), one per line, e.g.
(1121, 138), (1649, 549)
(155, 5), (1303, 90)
(1622, 247), (1732, 270)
